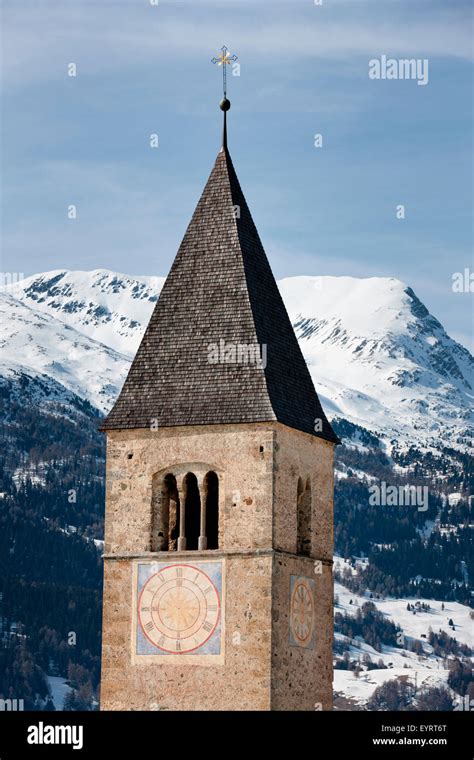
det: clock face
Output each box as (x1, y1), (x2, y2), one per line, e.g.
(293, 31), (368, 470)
(138, 564), (220, 654)
(289, 576), (315, 648)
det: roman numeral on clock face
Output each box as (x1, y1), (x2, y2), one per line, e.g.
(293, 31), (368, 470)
(176, 640), (181, 652)
(141, 606), (150, 613)
(144, 621), (154, 633)
(203, 621), (213, 633)
(208, 604), (217, 611)
(176, 567), (183, 578)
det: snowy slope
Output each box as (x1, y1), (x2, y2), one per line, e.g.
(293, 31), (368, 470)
(334, 560), (473, 648)
(0, 291), (128, 412)
(47, 676), (73, 710)
(279, 276), (473, 452)
(3, 269), (164, 356)
(333, 661), (453, 710)
(333, 557), (473, 708)
(2, 270), (472, 450)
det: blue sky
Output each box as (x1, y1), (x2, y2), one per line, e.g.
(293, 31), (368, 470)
(1, 0), (473, 349)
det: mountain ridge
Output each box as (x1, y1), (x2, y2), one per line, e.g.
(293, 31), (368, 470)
(2, 269), (472, 452)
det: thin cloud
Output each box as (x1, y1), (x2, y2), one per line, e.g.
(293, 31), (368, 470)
(1, 1), (472, 90)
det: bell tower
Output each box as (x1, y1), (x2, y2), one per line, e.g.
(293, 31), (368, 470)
(100, 89), (339, 711)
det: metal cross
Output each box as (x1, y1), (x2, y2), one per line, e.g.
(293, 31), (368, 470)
(211, 46), (238, 98)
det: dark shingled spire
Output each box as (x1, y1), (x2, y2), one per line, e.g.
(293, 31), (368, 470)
(101, 127), (339, 444)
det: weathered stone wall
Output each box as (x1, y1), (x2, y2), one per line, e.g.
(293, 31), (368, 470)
(270, 554), (333, 711)
(101, 422), (334, 711)
(104, 424), (276, 554)
(270, 429), (334, 710)
(101, 552), (273, 711)
(273, 426), (334, 561)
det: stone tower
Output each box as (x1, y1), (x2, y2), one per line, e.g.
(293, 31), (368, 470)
(100, 102), (339, 711)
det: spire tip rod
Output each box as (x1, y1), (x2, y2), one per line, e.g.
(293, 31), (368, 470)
(212, 46), (237, 149)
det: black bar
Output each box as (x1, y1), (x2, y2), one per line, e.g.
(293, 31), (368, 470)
(0, 710), (472, 757)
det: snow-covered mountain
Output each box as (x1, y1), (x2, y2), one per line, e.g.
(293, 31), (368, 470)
(2, 269), (472, 451)
(0, 289), (128, 412)
(4, 269), (164, 356)
(280, 276), (473, 452)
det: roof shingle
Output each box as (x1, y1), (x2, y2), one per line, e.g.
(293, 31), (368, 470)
(101, 144), (339, 444)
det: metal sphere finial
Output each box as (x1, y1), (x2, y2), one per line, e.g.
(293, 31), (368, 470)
(220, 98), (231, 112)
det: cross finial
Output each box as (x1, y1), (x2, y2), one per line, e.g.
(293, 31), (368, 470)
(211, 45), (238, 99)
